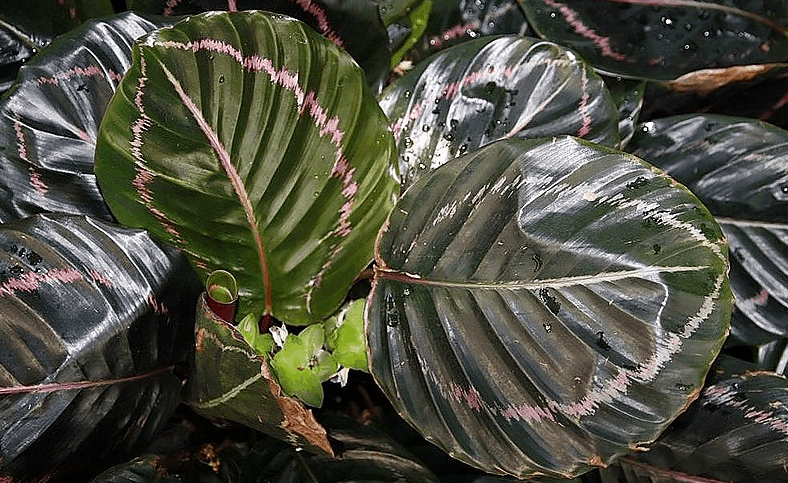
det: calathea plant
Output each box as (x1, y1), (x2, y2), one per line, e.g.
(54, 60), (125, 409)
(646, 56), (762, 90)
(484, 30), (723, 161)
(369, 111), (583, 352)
(1, 2), (787, 483)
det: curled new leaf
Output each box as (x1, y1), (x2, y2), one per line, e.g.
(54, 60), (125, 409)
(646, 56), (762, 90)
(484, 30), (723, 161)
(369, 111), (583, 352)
(627, 114), (788, 345)
(0, 214), (201, 482)
(368, 137), (731, 478)
(379, 35), (619, 189)
(95, 11), (399, 325)
(0, 12), (177, 223)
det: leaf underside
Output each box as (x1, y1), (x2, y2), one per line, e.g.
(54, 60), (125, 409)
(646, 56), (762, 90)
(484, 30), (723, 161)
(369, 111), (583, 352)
(368, 136), (731, 478)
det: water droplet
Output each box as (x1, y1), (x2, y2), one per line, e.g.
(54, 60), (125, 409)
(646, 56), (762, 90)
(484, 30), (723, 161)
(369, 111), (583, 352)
(25, 250), (41, 265)
(550, 12), (556, 18)
(703, 30), (711, 37)
(781, 185), (788, 193)
(684, 23), (693, 31)
(661, 16), (674, 26)
(450, 119), (459, 129)
(484, 81), (496, 94)
(9, 265), (23, 276)
(538, 288), (560, 315)
(458, 143), (468, 154)
(652, 243), (661, 255)
(595, 331), (611, 350)
(314, 191), (319, 197)
(422, 125), (430, 132)
(385, 292), (399, 327)
(403, 288), (410, 296)
(218, 75), (225, 83)
(532, 253), (542, 273)
(443, 132), (454, 141)
(403, 90), (412, 98)
(543, 322), (552, 333)
(626, 176), (649, 189)
(403, 137), (413, 148)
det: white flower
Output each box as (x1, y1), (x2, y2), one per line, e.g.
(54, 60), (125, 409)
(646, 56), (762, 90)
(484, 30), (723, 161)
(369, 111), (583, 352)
(330, 367), (350, 387)
(270, 324), (288, 348)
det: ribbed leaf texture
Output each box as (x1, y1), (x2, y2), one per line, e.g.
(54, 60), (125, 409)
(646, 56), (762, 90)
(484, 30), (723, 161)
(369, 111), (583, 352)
(0, 214), (202, 483)
(627, 114), (788, 346)
(0, 12), (177, 223)
(519, 0), (788, 80)
(95, 11), (399, 325)
(368, 137), (731, 478)
(379, 36), (619, 190)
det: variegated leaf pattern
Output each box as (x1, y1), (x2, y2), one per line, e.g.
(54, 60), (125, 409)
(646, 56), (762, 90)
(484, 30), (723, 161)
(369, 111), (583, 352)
(600, 371), (788, 482)
(627, 114), (788, 345)
(368, 137), (731, 478)
(95, 11), (399, 324)
(520, 0), (788, 80)
(379, 36), (619, 190)
(185, 294), (333, 455)
(0, 214), (201, 482)
(0, 12), (177, 223)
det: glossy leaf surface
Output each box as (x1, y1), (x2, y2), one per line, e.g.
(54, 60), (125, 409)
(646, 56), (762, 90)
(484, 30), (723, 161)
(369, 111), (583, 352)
(129, 0), (391, 91)
(601, 371), (788, 482)
(0, 12), (176, 223)
(605, 77), (646, 149)
(627, 114), (788, 343)
(95, 11), (399, 324)
(0, 214), (201, 482)
(379, 36), (619, 189)
(0, 0), (115, 93)
(520, 0), (788, 80)
(368, 137), (731, 478)
(89, 456), (181, 483)
(186, 294), (333, 454)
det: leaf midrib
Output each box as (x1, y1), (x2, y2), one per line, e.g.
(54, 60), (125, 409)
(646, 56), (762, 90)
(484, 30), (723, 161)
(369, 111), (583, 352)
(375, 264), (704, 289)
(160, 63), (273, 316)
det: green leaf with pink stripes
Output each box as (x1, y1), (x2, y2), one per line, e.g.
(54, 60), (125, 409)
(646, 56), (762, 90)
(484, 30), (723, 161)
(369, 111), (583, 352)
(94, 11), (399, 325)
(368, 136), (732, 479)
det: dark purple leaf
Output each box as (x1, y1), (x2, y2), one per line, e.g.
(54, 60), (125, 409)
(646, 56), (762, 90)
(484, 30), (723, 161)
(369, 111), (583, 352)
(379, 36), (619, 189)
(0, 0), (116, 94)
(403, 0), (529, 63)
(600, 371), (788, 482)
(627, 114), (788, 344)
(238, 416), (441, 482)
(520, 0), (788, 80)
(368, 137), (731, 478)
(0, 12), (177, 224)
(0, 214), (202, 483)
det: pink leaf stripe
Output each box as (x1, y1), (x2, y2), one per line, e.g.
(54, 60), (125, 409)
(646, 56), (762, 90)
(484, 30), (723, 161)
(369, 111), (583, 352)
(152, 38), (360, 310)
(391, 66), (516, 140)
(423, 23), (480, 51)
(129, 55), (186, 246)
(703, 380), (788, 436)
(0, 267), (119, 297)
(541, 0), (632, 62)
(35, 64), (123, 86)
(13, 118), (49, 196)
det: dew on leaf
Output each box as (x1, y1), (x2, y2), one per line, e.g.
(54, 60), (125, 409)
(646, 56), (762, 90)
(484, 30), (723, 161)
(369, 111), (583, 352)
(218, 75), (225, 83)
(421, 124), (430, 132)
(538, 288), (560, 315)
(595, 331), (611, 350)
(652, 243), (661, 255)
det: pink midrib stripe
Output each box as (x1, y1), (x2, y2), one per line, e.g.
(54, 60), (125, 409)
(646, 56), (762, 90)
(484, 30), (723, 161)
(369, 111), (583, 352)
(160, 64), (273, 316)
